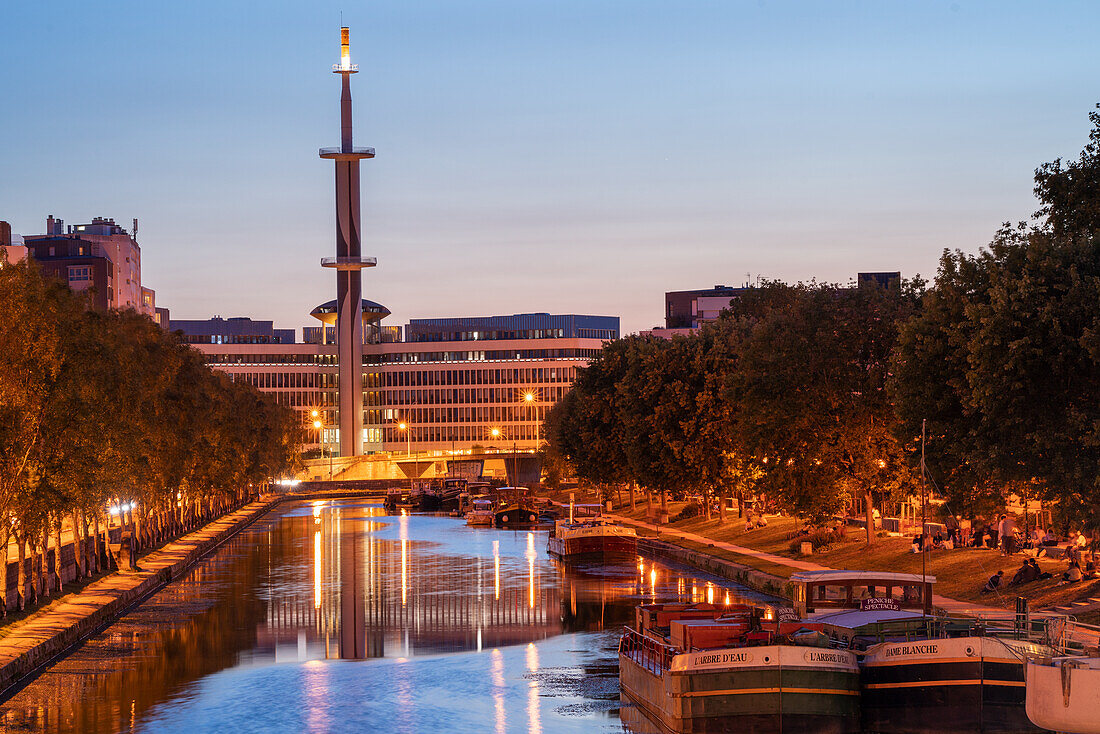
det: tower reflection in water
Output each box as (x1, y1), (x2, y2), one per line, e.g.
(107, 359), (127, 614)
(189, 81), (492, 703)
(300, 502), (560, 661)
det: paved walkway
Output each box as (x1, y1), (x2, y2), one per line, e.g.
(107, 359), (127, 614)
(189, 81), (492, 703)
(605, 513), (829, 572)
(0, 498), (276, 694)
(604, 511), (1010, 617)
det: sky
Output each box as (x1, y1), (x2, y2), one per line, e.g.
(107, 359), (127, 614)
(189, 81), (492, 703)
(2, 1), (1099, 335)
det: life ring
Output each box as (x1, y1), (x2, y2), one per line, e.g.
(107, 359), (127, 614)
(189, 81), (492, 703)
(501, 514), (509, 523)
(528, 514), (536, 522)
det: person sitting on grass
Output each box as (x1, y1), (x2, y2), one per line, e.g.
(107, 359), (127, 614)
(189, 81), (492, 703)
(981, 570), (1004, 594)
(1009, 560), (1039, 586)
(1063, 555), (1084, 583)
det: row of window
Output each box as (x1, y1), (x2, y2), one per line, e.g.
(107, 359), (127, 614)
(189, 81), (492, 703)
(410, 328), (568, 342)
(189, 335), (288, 345)
(378, 405), (553, 426)
(378, 386), (567, 407)
(231, 372), (335, 389)
(378, 423), (541, 444)
(380, 366), (575, 388)
(225, 366), (574, 391)
(368, 349), (601, 364)
(267, 391), (329, 408)
(575, 329), (616, 340)
(67, 265), (91, 283)
(205, 350), (600, 366)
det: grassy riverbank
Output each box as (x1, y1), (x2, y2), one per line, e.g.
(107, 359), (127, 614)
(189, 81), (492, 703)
(555, 490), (1100, 613)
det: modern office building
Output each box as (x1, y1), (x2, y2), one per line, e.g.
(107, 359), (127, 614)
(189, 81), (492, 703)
(170, 316), (296, 345)
(192, 311), (618, 454)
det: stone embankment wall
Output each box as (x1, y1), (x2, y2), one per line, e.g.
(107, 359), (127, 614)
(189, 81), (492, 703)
(638, 537), (796, 602)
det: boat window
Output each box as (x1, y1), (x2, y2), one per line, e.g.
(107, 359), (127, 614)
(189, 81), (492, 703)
(901, 585), (923, 604)
(816, 584), (848, 602)
(853, 585), (877, 599)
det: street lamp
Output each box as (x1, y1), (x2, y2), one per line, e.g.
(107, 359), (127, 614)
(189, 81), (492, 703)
(522, 390), (539, 449)
(399, 421), (412, 491)
(311, 410), (332, 480)
(491, 427), (517, 487)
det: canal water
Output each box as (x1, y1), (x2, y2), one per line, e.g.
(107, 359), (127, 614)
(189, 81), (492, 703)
(0, 499), (776, 733)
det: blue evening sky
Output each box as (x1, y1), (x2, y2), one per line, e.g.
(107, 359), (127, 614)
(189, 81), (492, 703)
(1, 1), (1098, 334)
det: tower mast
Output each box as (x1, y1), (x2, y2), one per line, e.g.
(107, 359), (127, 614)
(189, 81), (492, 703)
(320, 26), (376, 458)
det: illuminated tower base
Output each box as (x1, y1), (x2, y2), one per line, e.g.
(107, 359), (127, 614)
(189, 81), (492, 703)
(320, 26), (376, 457)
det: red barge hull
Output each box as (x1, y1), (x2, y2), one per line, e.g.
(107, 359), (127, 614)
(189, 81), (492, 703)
(548, 534), (638, 560)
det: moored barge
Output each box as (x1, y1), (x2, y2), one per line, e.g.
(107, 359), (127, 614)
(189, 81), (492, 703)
(548, 518), (637, 560)
(790, 570), (1071, 734)
(619, 602), (861, 733)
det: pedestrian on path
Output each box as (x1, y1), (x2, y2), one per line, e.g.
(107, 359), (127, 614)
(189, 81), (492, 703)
(998, 514), (1017, 555)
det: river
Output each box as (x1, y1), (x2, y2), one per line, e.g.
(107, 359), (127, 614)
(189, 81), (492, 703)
(0, 499), (777, 733)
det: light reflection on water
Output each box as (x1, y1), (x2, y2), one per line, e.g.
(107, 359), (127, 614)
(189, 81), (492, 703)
(0, 500), (775, 733)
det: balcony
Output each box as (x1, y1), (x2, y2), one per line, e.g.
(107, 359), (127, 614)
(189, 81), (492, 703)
(321, 256), (377, 270)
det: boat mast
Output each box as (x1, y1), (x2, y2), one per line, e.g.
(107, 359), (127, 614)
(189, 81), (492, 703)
(921, 419), (927, 587)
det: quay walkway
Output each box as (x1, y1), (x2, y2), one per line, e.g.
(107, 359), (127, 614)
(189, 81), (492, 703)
(604, 511), (1023, 619)
(0, 497), (278, 696)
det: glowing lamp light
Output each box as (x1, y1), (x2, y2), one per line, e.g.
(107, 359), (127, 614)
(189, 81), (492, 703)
(399, 422), (407, 431)
(491, 428), (501, 438)
(524, 392), (534, 403)
(340, 27), (351, 70)
(107, 501), (137, 516)
(313, 420), (322, 429)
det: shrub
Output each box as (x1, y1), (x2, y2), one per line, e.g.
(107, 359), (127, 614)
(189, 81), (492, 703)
(672, 503), (703, 522)
(788, 528), (837, 555)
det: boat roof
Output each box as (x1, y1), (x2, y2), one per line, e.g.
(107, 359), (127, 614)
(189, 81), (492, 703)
(812, 608), (927, 628)
(790, 570), (937, 584)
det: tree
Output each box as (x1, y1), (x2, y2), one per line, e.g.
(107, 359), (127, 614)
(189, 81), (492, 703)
(894, 104), (1100, 532)
(544, 339), (633, 491)
(728, 280), (922, 542)
(0, 260), (299, 610)
(1034, 103), (1100, 237)
(890, 249), (1007, 520)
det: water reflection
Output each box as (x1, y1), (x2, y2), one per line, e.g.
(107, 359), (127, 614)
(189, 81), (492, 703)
(526, 642), (541, 734)
(0, 500), (777, 733)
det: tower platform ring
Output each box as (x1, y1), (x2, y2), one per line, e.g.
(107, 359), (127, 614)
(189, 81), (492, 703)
(321, 256), (377, 270)
(319, 146), (375, 160)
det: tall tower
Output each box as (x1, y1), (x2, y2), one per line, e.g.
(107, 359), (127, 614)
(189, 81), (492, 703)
(320, 26), (376, 457)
